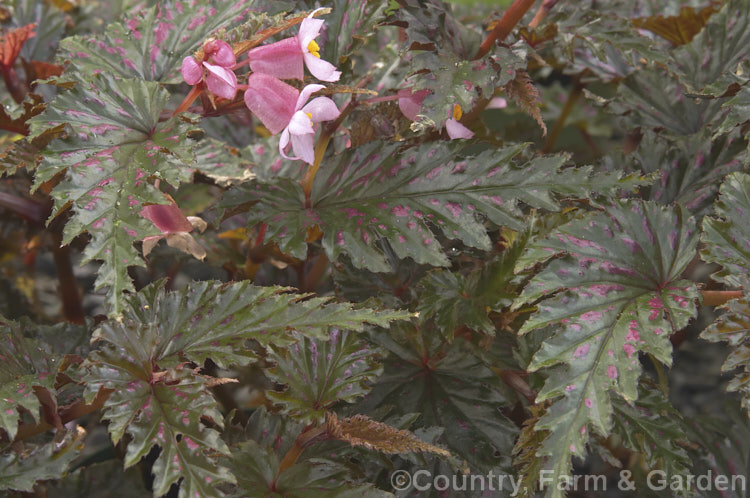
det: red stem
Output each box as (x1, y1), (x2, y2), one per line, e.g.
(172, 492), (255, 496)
(0, 65), (26, 104)
(474, 0), (538, 60)
(702, 290), (743, 306)
(172, 84), (203, 116)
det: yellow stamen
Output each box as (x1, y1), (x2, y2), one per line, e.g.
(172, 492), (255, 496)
(452, 104), (463, 120)
(306, 112), (313, 123)
(307, 39), (321, 58)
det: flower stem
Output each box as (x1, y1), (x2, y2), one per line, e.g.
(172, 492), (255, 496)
(529, 0), (559, 28)
(0, 66), (27, 104)
(701, 290), (743, 306)
(475, 0), (537, 60)
(300, 100), (356, 201)
(542, 71), (585, 153)
(11, 388), (113, 443)
(172, 84), (203, 116)
(359, 94), (400, 105)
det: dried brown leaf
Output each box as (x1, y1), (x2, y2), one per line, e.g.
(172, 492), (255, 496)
(326, 412), (450, 457)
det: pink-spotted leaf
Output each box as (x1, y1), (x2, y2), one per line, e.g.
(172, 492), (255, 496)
(224, 407), (389, 497)
(701, 296), (750, 416)
(671, 0), (750, 95)
(512, 200), (699, 498)
(83, 361), (234, 498)
(357, 323), (518, 474)
(620, 129), (747, 216)
(393, 0), (525, 131)
(29, 75), (199, 315)
(0, 316), (67, 440)
(701, 172), (750, 287)
(610, 381), (693, 484)
(58, 0), (250, 82)
(222, 141), (646, 273)
(0, 427), (85, 493)
(82, 280), (407, 496)
(266, 329), (384, 424)
(227, 441), (388, 497)
(416, 232), (527, 340)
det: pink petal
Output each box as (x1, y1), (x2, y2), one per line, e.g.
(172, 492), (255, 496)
(303, 53), (341, 82)
(203, 62), (237, 99)
(487, 97), (508, 109)
(288, 111), (315, 136)
(291, 132), (316, 165)
(298, 17), (324, 48)
(140, 203), (194, 234)
(204, 39), (235, 67)
(295, 84), (326, 111)
(142, 235), (164, 257)
(279, 128), (291, 158)
(244, 73), (298, 134)
(165, 233), (207, 260)
(301, 97), (340, 123)
(181, 56), (202, 85)
(445, 118), (474, 139)
(247, 37), (304, 80)
(397, 88), (430, 121)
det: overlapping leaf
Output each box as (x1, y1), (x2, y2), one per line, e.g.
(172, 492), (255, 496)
(83, 281), (407, 497)
(633, 4), (718, 47)
(605, 67), (725, 135)
(416, 235), (526, 339)
(58, 0), (250, 82)
(45, 460), (150, 498)
(266, 329), (384, 423)
(227, 440), (388, 498)
(539, 5), (667, 81)
(622, 130), (747, 215)
(701, 172), (750, 287)
(94, 280), (409, 370)
(701, 296), (750, 415)
(193, 138), (255, 187)
(513, 200), (699, 498)
(611, 382), (693, 482)
(30, 75), (198, 313)
(0, 317), (65, 440)
(393, 0), (524, 129)
(671, 0), (750, 94)
(323, 0), (387, 69)
(225, 407), (389, 497)
(686, 401), (750, 498)
(223, 141), (646, 273)
(358, 324), (518, 473)
(0, 427), (86, 492)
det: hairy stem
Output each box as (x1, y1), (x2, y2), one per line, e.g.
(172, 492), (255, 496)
(274, 425), (329, 484)
(542, 71), (585, 153)
(11, 388), (113, 444)
(51, 236), (85, 324)
(701, 290), (743, 306)
(172, 84), (203, 116)
(1, 66), (27, 104)
(475, 0), (537, 59)
(529, 0), (559, 28)
(300, 99), (357, 201)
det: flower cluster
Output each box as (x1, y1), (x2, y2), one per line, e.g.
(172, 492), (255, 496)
(181, 9), (341, 165)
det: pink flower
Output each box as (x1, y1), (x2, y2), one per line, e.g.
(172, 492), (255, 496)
(397, 91), (473, 139)
(246, 9), (340, 82)
(244, 73), (340, 164)
(446, 105), (474, 139)
(140, 198), (208, 260)
(181, 39), (237, 100)
(397, 88), (430, 121)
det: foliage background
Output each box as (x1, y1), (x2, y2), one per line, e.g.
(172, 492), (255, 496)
(1, 0), (750, 497)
